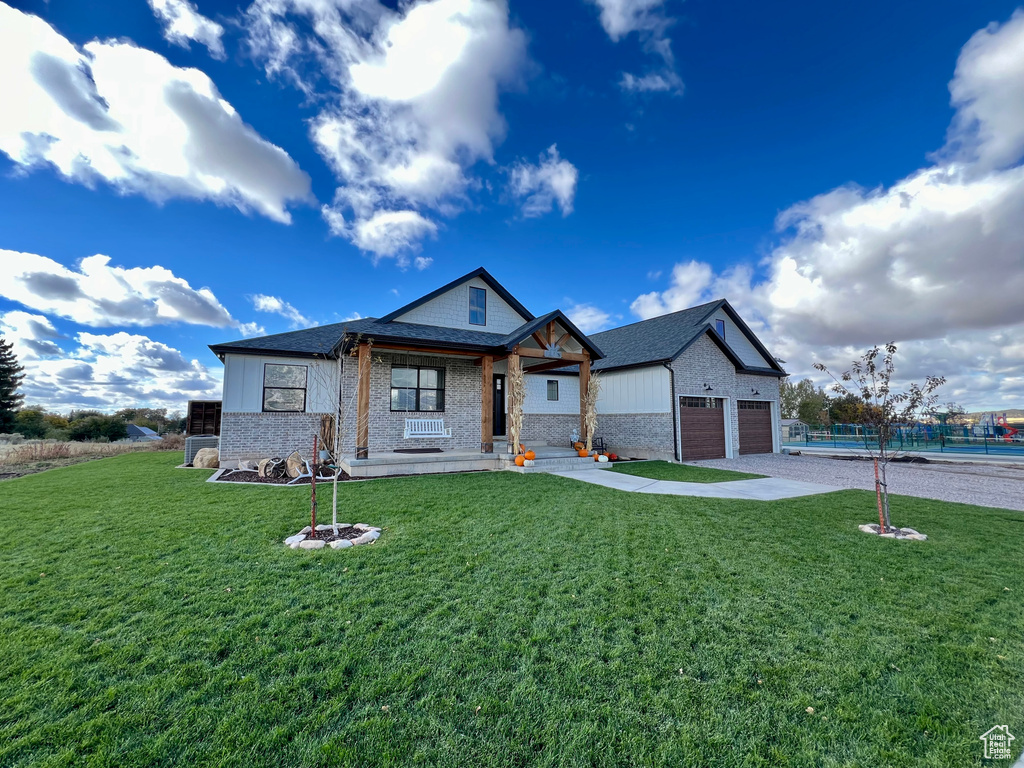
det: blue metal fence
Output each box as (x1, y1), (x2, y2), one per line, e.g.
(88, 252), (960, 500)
(783, 424), (1024, 456)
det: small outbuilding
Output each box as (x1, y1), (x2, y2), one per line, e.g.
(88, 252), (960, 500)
(126, 424), (163, 443)
(781, 418), (809, 442)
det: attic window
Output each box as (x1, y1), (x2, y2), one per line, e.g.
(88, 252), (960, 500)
(469, 286), (486, 325)
(715, 319), (726, 338)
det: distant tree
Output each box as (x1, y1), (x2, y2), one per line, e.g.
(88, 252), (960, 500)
(931, 402), (968, 426)
(815, 343), (944, 531)
(14, 408), (47, 439)
(781, 378), (831, 424)
(0, 338), (25, 433)
(69, 415), (128, 442)
(829, 394), (867, 424)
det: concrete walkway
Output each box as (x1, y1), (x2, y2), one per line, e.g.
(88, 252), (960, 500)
(551, 467), (838, 500)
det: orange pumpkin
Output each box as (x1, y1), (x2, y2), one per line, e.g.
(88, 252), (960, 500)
(524, 450), (536, 461)
(594, 454), (600, 461)
(514, 455), (526, 466)
(578, 449), (589, 458)
(573, 442), (584, 450)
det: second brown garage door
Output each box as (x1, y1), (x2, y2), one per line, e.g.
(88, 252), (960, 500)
(679, 396), (726, 460)
(738, 400), (773, 454)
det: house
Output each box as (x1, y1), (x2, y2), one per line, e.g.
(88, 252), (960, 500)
(208, 268), (786, 472)
(126, 424), (163, 442)
(781, 418), (810, 441)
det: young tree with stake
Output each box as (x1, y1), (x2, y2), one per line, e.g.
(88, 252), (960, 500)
(814, 343), (944, 532)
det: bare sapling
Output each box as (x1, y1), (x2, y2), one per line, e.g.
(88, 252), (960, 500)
(814, 343), (944, 531)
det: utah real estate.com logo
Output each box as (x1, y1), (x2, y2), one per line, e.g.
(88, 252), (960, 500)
(980, 725), (1015, 761)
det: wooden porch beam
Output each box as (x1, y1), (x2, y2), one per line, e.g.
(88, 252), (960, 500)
(554, 332), (571, 350)
(522, 359), (578, 374)
(474, 354), (508, 366)
(531, 331), (549, 349)
(480, 355), (493, 453)
(514, 345), (587, 362)
(546, 321), (556, 348)
(356, 341), (371, 459)
(371, 343), (484, 357)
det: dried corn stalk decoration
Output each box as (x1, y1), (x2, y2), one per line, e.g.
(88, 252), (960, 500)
(508, 355), (526, 455)
(584, 372), (601, 454)
(319, 414), (336, 463)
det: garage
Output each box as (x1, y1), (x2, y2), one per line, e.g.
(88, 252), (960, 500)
(738, 400), (773, 454)
(678, 396), (727, 460)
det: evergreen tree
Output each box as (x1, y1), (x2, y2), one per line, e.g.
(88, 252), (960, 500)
(0, 337), (25, 433)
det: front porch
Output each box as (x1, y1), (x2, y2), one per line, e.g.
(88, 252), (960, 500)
(340, 442), (604, 478)
(343, 311), (602, 467)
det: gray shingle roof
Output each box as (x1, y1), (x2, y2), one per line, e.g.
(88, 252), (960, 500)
(342, 318), (510, 348)
(588, 300), (721, 371)
(209, 322), (350, 357)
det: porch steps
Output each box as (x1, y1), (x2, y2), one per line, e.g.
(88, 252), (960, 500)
(505, 456), (611, 474)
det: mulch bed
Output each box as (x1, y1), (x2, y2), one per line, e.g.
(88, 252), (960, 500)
(216, 469), (351, 485)
(393, 448), (444, 454)
(306, 526), (366, 543)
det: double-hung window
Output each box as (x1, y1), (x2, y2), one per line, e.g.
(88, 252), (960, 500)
(391, 366), (445, 412)
(263, 363), (307, 412)
(469, 287), (487, 325)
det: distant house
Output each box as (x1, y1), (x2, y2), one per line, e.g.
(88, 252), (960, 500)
(208, 267), (786, 469)
(126, 424), (162, 443)
(781, 418), (809, 441)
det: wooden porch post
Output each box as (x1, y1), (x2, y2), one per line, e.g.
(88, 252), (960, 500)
(480, 354), (493, 453)
(508, 350), (522, 454)
(356, 341), (370, 459)
(579, 352), (591, 444)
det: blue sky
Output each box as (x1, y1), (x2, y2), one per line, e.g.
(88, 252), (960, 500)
(1, 0), (1023, 413)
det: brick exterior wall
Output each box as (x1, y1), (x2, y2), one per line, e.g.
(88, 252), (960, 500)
(597, 413), (676, 460)
(521, 414), (578, 446)
(671, 334), (781, 458)
(339, 351), (484, 454)
(219, 411), (328, 464)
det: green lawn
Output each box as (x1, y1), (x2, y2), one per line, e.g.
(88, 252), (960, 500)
(608, 459), (766, 483)
(1, 453), (1022, 767)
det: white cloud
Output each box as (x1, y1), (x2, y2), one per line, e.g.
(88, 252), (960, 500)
(18, 329), (222, 413)
(1, 249), (256, 332)
(251, 294), (313, 328)
(245, 0), (533, 258)
(566, 303), (612, 334)
(148, 0), (226, 60)
(0, 3), (311, 222)
(588, 0), (681, 95)
(629, 11), (1024, 409)
(0, 310), (64, 359)
(508, 144), (578, 218)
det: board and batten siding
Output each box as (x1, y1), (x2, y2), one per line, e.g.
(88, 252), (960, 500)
(222, 353), (339, 413)
(596, 365), (671, 414)
(707, 310), (773, 369)
(393, 276), (528, 334)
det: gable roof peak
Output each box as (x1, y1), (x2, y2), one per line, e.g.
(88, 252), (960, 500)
(377, 266), (534, 324)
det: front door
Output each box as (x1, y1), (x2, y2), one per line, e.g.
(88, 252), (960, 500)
(493, 374), (506, 436)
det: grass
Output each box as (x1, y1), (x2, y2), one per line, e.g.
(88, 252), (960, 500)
(608, 459), (766, 483)
(1, 453), (1022, 767)
(0, 437), (183, 479)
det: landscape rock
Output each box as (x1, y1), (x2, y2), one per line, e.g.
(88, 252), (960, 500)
(300, 526), (312, 534)
(330, 539), (354, 549)
(315, 524), (334, 531)
(284, 533), (307, 545)
(192, 448), (219, 469)
(354, 524), (371, 531)
(285, 451), (304, 479)
(298, 539), (326, 550)
(238, 459), (258, 471)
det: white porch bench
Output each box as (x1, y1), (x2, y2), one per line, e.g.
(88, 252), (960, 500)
(404, 418), (452, 439)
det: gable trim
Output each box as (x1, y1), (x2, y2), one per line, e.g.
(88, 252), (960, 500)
(377, 267), (535, 324)
(695, 299), (786, 373)
(502, 310), (605, 360)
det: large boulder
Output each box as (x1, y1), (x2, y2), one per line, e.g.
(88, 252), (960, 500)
(193, 447), (219, 468)
(285, 451), (305, 478)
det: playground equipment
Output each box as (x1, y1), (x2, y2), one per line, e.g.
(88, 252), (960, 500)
(979, 413), (1021, 442)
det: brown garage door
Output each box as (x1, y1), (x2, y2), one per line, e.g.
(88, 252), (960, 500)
(738, 400), (773, 454)
(679, 396), (726, 460)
